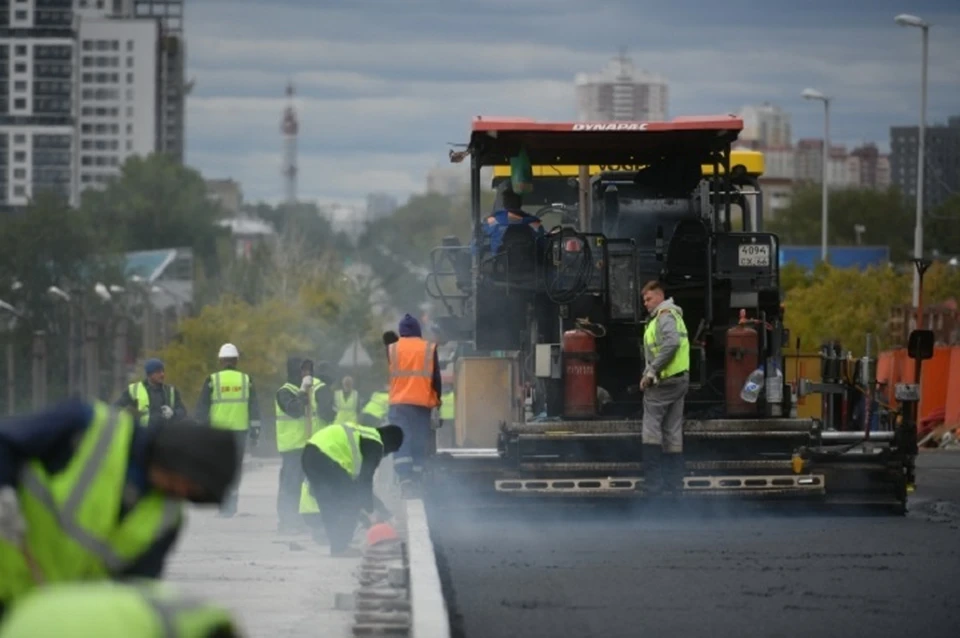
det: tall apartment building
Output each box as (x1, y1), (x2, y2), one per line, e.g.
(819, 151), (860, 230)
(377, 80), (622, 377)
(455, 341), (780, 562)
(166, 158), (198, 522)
(737, 102), (792, 149)
(0, 0), (184, 211)
(890, 115), (960, 211)
(76, 16), (158, 190)
(847, 143), (891, 191)
(0, 0), (76, 209)
(575, 52), (668, 122)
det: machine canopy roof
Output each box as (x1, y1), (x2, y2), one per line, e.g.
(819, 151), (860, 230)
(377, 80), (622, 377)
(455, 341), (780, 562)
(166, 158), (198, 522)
(461, 115), (744, 168)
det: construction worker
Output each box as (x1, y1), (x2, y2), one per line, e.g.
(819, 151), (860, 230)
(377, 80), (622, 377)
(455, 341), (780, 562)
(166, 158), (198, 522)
(275, 356), (331, 534)
(386, 314), (441, 497)
(0, 398), (240, 619)
(0, 579), (246, 637)
(439, 375), (455, 427)
(300, 422), (404, 557)
(482, 187), (545, 255)
(195, 343), (261, 517)
(115, 358), (187, 427)
(639, 280), (690, 497)
(333, 375), (360, 425)
(359, 385), (390, 428)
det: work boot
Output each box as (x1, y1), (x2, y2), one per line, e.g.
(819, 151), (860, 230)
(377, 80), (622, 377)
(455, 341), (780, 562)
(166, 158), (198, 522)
(662, 453), (685, 497)
(642, 445), (663, 496)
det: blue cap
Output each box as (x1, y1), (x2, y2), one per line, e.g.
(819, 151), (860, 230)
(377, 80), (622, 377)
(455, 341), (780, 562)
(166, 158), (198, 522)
(144, 358), (164, 376)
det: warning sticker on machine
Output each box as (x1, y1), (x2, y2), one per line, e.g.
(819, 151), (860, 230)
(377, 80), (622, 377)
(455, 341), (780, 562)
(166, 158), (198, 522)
(738, 243), (770, 267)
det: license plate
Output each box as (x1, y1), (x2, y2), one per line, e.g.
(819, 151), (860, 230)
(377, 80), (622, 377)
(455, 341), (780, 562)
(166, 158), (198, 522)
(738, 243), (770, 267)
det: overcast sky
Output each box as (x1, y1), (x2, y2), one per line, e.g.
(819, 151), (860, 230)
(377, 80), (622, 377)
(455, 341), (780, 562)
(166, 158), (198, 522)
(184, 0), (960, 207)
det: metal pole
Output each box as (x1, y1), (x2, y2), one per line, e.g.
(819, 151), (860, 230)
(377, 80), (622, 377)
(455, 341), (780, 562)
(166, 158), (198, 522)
(31, 331), (44, 410)
(578, 166), (590, 231)
(67, 303), (76, 396)
(821, 100), (830, 263)
(912, 26), (929, 309)
(113, 317), (128, 399)
(6, 341), (14, 415)
(85, 317), (99, 400)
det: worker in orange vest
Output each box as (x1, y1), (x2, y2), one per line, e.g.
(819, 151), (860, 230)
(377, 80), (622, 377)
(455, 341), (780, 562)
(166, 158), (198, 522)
(386, 314), (441, 497)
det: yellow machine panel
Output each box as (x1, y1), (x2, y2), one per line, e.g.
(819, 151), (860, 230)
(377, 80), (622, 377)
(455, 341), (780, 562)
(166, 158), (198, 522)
(784, 354), (823, 420)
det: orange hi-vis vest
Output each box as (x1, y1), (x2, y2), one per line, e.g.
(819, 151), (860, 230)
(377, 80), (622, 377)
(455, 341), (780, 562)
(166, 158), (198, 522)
(388, 338), (439, 408)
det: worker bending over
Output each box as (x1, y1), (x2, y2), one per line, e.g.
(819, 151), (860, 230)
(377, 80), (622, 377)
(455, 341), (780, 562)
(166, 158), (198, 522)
(333, 375), (360, 425)
(639, 280), (690, 497)
(274, 356), (331, 534)
(387, 315), (441, 496)
(300, 423), (404, 557)
(195, 343), (261, 517)
(0, 579), (245, 637)
(115, 358), (186, 427)
(0, 399), (239, 620)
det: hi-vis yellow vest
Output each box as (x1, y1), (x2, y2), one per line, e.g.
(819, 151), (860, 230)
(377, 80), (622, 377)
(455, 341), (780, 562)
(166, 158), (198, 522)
(298, 423), (383, 514)
(127, 382), (176, 427)
(0, 403), (182, 603)
(643, 307), (690, 379)
(333, 390), (359, 425)
(208, 369), (250, 431)
(274, 380), (326, 452)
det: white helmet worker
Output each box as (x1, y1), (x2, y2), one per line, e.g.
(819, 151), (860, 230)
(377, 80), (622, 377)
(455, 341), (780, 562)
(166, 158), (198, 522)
(218, 343), (240, 359)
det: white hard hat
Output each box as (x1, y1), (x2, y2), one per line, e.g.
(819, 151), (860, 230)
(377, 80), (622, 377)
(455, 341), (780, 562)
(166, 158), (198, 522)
(218, 343), (239, 359)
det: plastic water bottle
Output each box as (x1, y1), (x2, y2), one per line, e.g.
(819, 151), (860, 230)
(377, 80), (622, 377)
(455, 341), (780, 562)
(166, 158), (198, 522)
(740, 367), (764, 403)
(765, 360), (783, 404)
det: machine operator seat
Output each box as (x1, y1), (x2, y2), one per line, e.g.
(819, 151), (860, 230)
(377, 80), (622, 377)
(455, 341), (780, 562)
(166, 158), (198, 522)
(661, 218), (709, 286)
(487, 223), (540, 289)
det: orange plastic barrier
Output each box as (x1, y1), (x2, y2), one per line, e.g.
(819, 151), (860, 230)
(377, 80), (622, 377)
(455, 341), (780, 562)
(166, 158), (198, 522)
(877, 345), (960, 427)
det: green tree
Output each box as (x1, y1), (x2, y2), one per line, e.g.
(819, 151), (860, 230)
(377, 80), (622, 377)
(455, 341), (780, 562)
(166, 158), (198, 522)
(782, 265), (911, 355)
(768, 186), (915, 261)
(79, 154), (228, 278)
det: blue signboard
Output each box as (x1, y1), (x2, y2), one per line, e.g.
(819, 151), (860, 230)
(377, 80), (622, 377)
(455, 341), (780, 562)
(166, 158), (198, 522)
(779, 246), (890, 271)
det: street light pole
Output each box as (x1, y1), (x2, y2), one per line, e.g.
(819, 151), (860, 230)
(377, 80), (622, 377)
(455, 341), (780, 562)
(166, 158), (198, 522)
(896, 13), (930, 309)
(802, 88), (831, 263)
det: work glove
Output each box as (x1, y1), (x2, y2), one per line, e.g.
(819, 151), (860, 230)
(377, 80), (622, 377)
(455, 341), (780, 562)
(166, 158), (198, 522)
(0, 486), (26, 545)
(382, 331), (399, 346)
(300, 375), (314, 392)
(249, 422), (261, 447)
(160, 405), (174, 420)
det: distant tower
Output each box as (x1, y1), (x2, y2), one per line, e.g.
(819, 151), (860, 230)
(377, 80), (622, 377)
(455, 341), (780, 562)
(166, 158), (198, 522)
(281, 82), (299, 205)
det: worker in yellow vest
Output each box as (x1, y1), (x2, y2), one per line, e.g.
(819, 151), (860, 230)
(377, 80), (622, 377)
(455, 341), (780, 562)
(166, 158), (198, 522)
(439, 378), (455, 427)
(0, 399), (240, 620)
(333, 376), (360, 425)
(0, 579), (246, 637)
(299, 422), (403, 557)
(194, 343), (262, 517)
(275, 356), (333, 534)
(359, 386), (390, 428)
(114, 359), (186, 427)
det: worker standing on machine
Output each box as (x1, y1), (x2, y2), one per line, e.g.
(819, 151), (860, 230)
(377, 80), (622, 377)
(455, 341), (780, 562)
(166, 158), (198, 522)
(639, 280), (690, 497)
(195, 343), (262, 518)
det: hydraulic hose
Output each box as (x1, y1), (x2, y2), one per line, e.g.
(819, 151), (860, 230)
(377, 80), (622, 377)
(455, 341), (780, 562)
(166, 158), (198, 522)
(543, 226), (593, 305)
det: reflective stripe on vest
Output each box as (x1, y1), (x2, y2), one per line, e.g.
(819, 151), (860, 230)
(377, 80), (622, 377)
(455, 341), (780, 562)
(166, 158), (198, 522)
(128, 382), (176, 428)
(209, 369), (250, 431)
(14, 405), (181, 575)
(388, 338), (439, 408)
(643, 307), (690, 379)
(305, 423), (382, 479)
(333, 390), (359, 424)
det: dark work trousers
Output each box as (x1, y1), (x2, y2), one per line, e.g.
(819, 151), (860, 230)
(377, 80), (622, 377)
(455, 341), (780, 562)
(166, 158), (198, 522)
(277, 450), (305, 530)
(301, 445), (358, 554)
(221, 430), (248, 516)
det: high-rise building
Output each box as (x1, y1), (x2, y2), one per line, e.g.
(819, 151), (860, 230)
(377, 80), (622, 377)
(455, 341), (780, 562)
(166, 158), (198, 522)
(890, 115), (960, 211)
(793, 139), (853, 188)
(134, 0), (185, 162)
(0, 1), (186, 211)
(737, 103), (791, 149)
(0, 1), (76, 209)
(76, 16), (159, 191)
(847, 143), (891, 191)
(575, 51), (668, 122)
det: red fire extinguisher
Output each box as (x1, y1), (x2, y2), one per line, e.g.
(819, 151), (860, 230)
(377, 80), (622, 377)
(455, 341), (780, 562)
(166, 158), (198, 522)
(562, 319), (605, 418)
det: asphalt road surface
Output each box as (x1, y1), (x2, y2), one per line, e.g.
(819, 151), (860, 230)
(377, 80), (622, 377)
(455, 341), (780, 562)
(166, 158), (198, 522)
(428, 451), (960, 638)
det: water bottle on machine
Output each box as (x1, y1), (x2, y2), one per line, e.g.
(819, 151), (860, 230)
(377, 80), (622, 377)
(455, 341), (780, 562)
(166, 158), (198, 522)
(740, 367), (765, 403)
